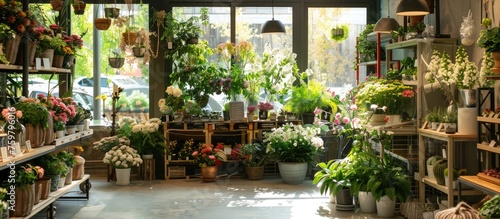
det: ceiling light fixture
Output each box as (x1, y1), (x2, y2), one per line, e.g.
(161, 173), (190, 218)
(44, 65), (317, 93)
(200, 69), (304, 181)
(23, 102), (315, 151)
(261, 0), (286, 34)
(374, 0), (400, 33)
(396, 0), (430, 16)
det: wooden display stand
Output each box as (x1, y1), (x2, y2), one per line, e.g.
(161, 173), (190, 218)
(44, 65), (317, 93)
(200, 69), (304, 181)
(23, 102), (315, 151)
(140, 158), (155, 180)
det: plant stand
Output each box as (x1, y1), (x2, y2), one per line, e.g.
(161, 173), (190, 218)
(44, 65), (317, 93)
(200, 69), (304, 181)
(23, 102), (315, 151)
(140, 158), (155, 180)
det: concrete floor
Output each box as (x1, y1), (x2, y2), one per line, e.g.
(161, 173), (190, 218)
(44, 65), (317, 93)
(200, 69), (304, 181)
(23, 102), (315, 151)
(32, 175), (402, 219)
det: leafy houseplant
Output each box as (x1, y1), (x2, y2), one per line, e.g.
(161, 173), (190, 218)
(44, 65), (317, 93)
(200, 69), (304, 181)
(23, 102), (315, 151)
(36, 154), (67, 176)
(285, 80), (333, 118)
(241, 143), (270, 167)
(478, 25), (500, 52)
(330, 24), (349, 42)
(480, 195), (500, 219)
(14, 164), (37, 187)
(313, 159), (354, 197)
(354, 79), (414, 115)
(54, 121), (65, 131)
(13, 98), (49, 128)
(356, 24), (376, 62)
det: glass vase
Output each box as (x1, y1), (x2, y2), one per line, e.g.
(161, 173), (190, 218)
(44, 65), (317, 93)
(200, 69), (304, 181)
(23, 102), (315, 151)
(3, 118), (26, 151)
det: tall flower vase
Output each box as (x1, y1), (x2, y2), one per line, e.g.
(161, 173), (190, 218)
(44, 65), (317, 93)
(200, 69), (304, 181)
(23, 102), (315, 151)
(201, 166), (218, 182)
(116, 168), (131, 185)
(458, 89), (477, 108)
(277, 162), (307, 184)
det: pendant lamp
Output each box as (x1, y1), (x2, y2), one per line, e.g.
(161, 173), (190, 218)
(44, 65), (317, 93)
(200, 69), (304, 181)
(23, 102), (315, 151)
(261, 0), (286, 34)
(396, 0), (430, 16)
(374, 0), (400, 33)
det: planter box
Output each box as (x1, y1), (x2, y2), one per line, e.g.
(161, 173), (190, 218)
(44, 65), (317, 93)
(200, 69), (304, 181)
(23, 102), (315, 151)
(168, 166), (186, 178)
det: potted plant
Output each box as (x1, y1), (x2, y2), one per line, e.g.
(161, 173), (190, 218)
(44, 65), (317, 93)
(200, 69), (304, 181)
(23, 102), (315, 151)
(57, 151), (77, 185)
(108, 48), (124, 68)
(285, 80), (329, 124)
(356, 24), (376, 62)
(425, 108), (441, 130)
(118, 117), (165, 158)
(129, 90), (149, 111)
(439, 109), (457, 134)
(191, 143), (227, 182)
(93, 135), (130, 153)
(9, 164), (37, 217)
(72, 0), (86, 15)
(13, 98), (50, 147)
(330, 24), (349, 42)
(36, 154), (67, 191)
(264, 123), (324, 184)
(478, 19), (500, 67)
(246, 105), (255, 122)
(241, 143), (270, 180)
(313, 159), (355, 206)
(444, 168), (467, 189)
(0, 23), (15, 64)
(257, 102), (273, 120)
(479, 195), (500, 219)
(103, 143), (143, 186)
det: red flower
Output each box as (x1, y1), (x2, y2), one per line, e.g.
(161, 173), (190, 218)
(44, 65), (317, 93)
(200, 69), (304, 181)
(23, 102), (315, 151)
(402, 89), (414, 98)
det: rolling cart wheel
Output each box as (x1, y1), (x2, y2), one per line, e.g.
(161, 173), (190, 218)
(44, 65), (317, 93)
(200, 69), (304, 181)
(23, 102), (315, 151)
(46, 206), (56, 218)
(79, 181), (92, 192)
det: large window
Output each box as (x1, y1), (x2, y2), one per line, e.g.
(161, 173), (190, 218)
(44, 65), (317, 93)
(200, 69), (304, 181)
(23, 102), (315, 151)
(308, 7), (367, 89)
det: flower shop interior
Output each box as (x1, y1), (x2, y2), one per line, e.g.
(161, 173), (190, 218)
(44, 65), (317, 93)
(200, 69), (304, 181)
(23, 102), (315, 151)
(1, 0), (500, 218)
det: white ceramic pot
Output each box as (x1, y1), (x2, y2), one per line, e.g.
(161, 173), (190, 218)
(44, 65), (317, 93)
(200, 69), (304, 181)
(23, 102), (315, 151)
(56, 130), (65, 138)
(358, 191), (376, 213)
(66, 125), (77, 135)
(58, 176), (66, 188)
(277, 162), (307, 185)
(115, 168), (131, 186)
(427, 165), (436, 180)
(376, 195), (396, 217)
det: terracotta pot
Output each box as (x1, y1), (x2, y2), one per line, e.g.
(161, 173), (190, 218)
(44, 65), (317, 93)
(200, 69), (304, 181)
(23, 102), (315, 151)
(492, 52), (500, 68)
(94, 18), (112, 30)
(10, 184), (35, 217)
(73, 1), (86, 15)
(201, 166), (218, 182)
(122, 32), (137, 46)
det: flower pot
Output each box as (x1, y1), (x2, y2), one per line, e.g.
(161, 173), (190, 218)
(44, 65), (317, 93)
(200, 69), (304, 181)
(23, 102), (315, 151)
(3, 118), (26, 149)
(4, 35), (22, 64)
(58, 176), (66, 188)
(38, 177), (51, 200)
(41, 49), (55, 67)
(15, 40), (37, 66)
(277, 162), (307, 184)
(133, 47), (146, 57)
(247, 112), (254, 122)
(73, 1), (86, 15)
(84, 119), (91, 130)
(63, 55), (76, 68)
(45, 110), (54, 145)
(229, 101), (244, 121)
(77, 122), (84, 132)
(286, 113), (296, 120)
(335, 188), (354, 206)
(50, 0), (63, 11)
(94, 18), (112, 30)
(442, 122), (457, 134)
(56, 130), (65, 138)
(73, 156), (85, 180)
(53, 55), (64, 68)
(492, 52), (500, 68)
(277, 115), (285, 122)
(48, 174), (60, 191)
(458, 89), (477, 108)
(386, 114), (401, 125)
(65, 168), (73, 185)
(122, 32), (138, 46)
(301, 113), (315, 124)
(104, 8), (120, 18)
(269, 114), (277, 121)
(358, 191), (376, 213)
(25, 123), (46, 148)
(245, 166), (264, 180)
(116, 168), (131, 185)
(371, 113), (387, 126)
(9, 184), (35, 217)
(431, 122), (440, 130)
(108, 57), (125, 68)
(66, 125), (77, 135)
(34, 180), (43, 205)
(201, 166), (218, 182)
(186, 38), (199, 44)
(376, 195), (396, 218)
(259, 110), (268, 120)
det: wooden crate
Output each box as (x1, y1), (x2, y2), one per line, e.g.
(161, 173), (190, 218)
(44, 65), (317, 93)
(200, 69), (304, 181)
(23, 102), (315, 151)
(477, 173), (500, 186)
(169, 166), (186, 178)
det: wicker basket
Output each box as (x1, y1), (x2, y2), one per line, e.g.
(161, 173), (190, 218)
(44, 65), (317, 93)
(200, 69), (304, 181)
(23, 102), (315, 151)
(94, 18), (111, 30)
(122, 32), (137, 46)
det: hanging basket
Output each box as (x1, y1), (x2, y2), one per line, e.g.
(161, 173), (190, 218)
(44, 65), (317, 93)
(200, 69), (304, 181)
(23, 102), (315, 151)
(104, 8), (120, 18)
(108, 57), (125, 68)
(132, 47), (146, 57)
(330, 24), (349, 42)
(94, 18), (112, 30)
(122, 32), (138, 46)
(50, 0), (63, 11)
(73, 1), (86, 15)
(186, 38), (199, 45)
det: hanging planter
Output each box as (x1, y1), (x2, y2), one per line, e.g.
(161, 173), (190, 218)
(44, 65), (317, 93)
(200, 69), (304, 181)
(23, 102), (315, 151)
(186, 38), (199, 45)
(108, 57), (125, 68)
(72, 0), (86, 15)
(94, 18), (112, 30)
(132, 47), (145, 58)
(330, 24), (349, 42)
(50, 0), (63, 11)
(122, 31), (137, 46)
(104, 8), (120, 18)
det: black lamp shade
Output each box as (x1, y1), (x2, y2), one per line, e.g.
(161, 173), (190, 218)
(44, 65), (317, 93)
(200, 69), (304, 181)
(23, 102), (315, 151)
(396, 0), (430, 16)
(261, 19), (286, 34)
(373, 17), (400, 33)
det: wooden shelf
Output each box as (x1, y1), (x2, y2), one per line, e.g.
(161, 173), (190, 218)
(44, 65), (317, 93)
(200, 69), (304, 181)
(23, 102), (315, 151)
(418, 128), (477, 142)
(402, 80), (418, 86)
(422, 177), (482, 196)
(459, 175), (500, 195)
(477, 116), (500, 124)
(11, 174), (90, 219)
(0, 64), (71, 73)
(477, 143), (500, 154)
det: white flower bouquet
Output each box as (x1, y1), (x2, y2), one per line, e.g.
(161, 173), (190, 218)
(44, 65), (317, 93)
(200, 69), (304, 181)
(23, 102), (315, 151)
(93, 136), (131, 153)
(103, 145), (143, 169)
(158, 86), (184, 115)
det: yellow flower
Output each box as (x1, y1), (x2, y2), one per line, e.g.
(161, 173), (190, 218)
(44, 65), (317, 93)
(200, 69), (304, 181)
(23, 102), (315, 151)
(95, 94), (107, 100)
